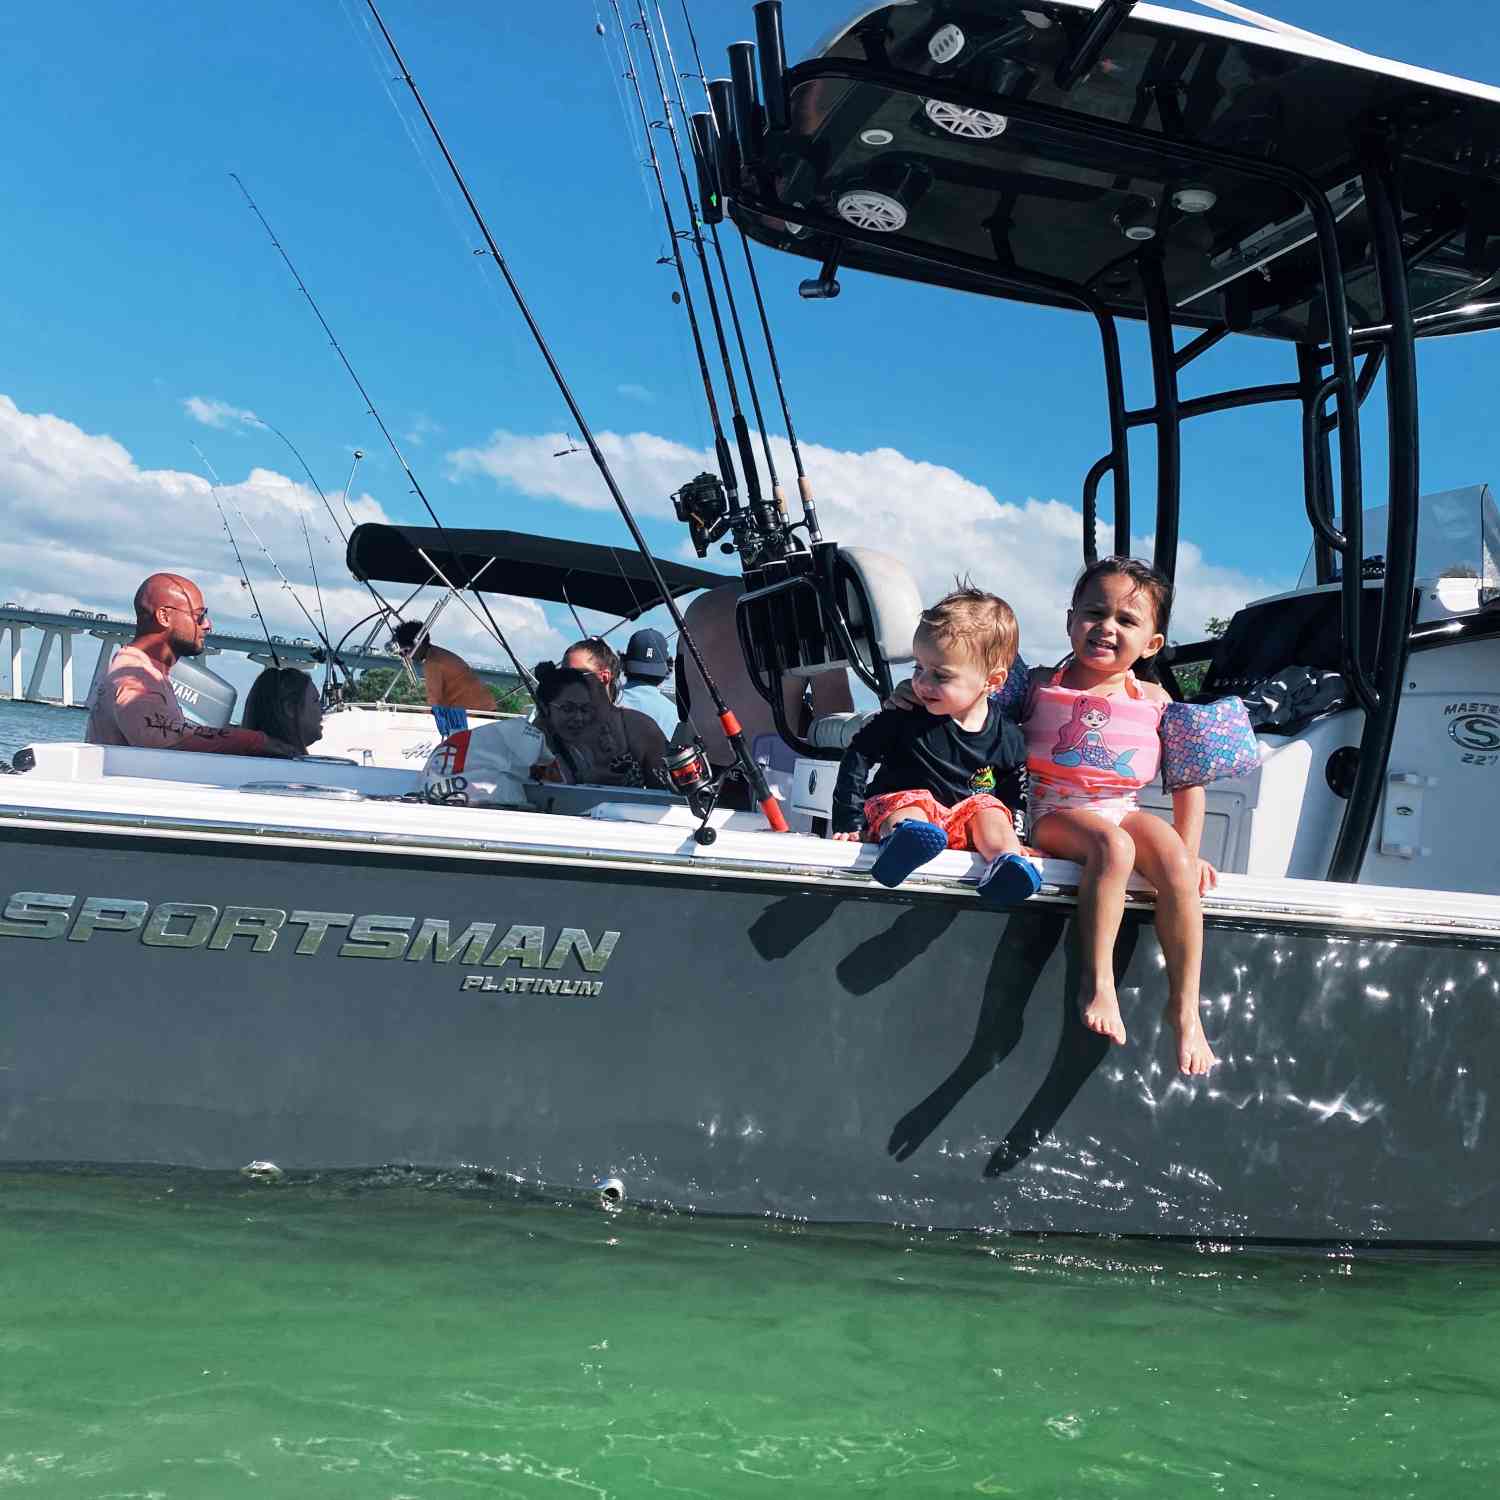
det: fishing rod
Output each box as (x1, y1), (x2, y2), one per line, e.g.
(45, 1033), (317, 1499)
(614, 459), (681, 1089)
(674, 0), (824, 543)
(299, 514), (336, 693)
(257, 416), (361, 690)
(229, 172), (537, 693)
(191, 442), (339, 659)
(189, 444), (281, 667)
(360, 0), (789, 834)
(624, 0), (784, 555)
(601, 0), (744, 556)
(648, 0), (784, 528)
(258, 417), (350, 545)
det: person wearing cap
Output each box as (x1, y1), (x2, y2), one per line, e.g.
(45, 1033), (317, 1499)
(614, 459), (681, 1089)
(392, 620), (495, 736)
(615, 628), (681, 738)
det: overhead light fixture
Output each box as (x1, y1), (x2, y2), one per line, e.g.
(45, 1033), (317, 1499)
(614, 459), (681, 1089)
(1114, 197), (1158, 242)
(860, 127), (894, 146)
(1022, 10), (1054, 29)
(1172, 186), (1218, 214)
(923, 99), (1008, 139)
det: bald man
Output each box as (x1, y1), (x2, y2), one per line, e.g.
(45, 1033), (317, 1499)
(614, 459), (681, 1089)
(85, 574), (296, 756)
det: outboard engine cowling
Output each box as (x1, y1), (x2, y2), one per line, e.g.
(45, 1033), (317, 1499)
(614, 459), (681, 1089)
(170, 657), (239, 729)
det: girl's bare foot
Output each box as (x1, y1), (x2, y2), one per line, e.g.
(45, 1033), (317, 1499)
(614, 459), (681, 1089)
(1080, 988), (1127, 1045)
(1167, 1004), (1217, 1076)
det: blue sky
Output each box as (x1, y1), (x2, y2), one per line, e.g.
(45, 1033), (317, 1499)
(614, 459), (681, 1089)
(3, 0), (1500, 692)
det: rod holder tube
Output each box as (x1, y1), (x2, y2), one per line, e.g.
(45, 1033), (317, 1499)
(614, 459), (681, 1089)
(707, 79), (741, 191)
(689, 113), (723, 224)
(728, 43), (763, 169)
(752, 1), (789, 132)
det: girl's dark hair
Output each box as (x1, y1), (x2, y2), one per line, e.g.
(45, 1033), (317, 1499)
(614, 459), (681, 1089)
(565, 636), (622, 699)
(243, 667), (315, 747)
(532, 661), (596, 708)
(1071, 555), (1174, 636)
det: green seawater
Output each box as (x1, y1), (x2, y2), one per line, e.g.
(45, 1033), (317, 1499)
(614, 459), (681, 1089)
(1, 1171), (1496, 1498)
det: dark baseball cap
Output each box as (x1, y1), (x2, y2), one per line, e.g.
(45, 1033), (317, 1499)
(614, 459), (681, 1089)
(623, 628), (670, 679)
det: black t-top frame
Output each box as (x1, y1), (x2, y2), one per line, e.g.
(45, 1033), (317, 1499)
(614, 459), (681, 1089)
(718, 0), (1500, 882)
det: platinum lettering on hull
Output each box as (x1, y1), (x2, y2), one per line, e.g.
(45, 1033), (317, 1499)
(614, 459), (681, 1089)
(0, 891), (620, 980)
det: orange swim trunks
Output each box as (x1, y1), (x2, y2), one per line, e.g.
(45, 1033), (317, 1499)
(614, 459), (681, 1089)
(861, 790), (1012, 850)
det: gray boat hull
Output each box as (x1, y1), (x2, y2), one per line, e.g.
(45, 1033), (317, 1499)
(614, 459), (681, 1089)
(2, 824), (1494, 1244)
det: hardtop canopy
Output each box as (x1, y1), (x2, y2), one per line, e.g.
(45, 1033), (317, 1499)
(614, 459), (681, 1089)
(346, 523), (730, 621)
(734, 0), (1500, 342)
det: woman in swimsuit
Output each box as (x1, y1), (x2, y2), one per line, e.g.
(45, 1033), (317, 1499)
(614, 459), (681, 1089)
(533, 663), (667, 788)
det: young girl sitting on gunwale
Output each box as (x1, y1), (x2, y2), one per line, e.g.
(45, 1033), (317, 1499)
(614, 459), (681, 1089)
(831, 585), (1041, 907)
(1025, 557), (1217, 1076)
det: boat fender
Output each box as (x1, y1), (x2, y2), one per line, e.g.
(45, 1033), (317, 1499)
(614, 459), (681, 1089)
(1159, 697), (1263, 791)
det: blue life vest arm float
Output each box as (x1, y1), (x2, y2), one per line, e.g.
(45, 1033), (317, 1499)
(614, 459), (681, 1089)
(1159, 696), (1262, 791)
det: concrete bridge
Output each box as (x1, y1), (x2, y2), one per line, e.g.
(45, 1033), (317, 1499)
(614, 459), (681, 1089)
(0, 604), (518, 707)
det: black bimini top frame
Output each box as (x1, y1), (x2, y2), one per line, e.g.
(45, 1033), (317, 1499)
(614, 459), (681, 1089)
(711, 0), (1500, 882)
(347, 523), (728, 622)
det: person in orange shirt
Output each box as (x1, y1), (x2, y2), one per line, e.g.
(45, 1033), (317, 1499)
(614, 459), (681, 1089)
(392, 621), (496, 736)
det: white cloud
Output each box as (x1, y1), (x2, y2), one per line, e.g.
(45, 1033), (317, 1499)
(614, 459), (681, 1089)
(403, 413), (442, 447)
(0, 395), (564, 683)
(617, 383), (654, 403)
(182, 395), (262, 431)
(446, 427), (1287, 663)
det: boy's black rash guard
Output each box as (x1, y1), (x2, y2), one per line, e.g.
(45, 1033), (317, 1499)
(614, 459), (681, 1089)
(831, 700), (1028, 834)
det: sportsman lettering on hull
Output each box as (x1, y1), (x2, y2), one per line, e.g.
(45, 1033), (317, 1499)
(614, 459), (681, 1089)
(0, 892), (619, 989)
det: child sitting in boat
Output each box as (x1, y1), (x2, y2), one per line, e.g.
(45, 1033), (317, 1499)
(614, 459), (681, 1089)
(1024, 556), (1217, 1076)
(831, 584), (1040, 906)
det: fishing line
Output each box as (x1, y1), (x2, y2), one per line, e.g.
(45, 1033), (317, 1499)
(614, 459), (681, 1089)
(299, 514), (336, 691)
(189, 444), (281, 666)
(229, 171), (536, 691)
(360, 0), (788, 832)
(336, 0), (538, 376)
(674, 0), (823, 542)
(593, 0), (658, 221)
(256, 418), (350, 545)
(191, 442), (336, 653)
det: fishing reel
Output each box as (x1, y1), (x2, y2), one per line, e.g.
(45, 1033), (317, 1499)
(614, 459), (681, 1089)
(672, 471), (731, 558)
(663, 739), (724, 844)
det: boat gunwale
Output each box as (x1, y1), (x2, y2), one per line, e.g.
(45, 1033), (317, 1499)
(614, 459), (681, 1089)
(3, 795), (1499, 945)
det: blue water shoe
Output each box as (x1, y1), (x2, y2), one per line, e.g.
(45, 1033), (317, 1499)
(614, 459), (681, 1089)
(870, 821), (949, 888)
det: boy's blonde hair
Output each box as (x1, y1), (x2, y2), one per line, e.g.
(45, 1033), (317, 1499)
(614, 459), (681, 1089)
(917, 582), (1019, 674)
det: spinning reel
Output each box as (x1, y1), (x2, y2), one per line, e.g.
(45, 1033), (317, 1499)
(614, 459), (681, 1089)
(672, 471), (731, 557)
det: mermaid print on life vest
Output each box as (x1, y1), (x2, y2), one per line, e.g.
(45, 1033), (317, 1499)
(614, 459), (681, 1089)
(1023, 666), (1164, 807)
(1050, 696), (1139, 777)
